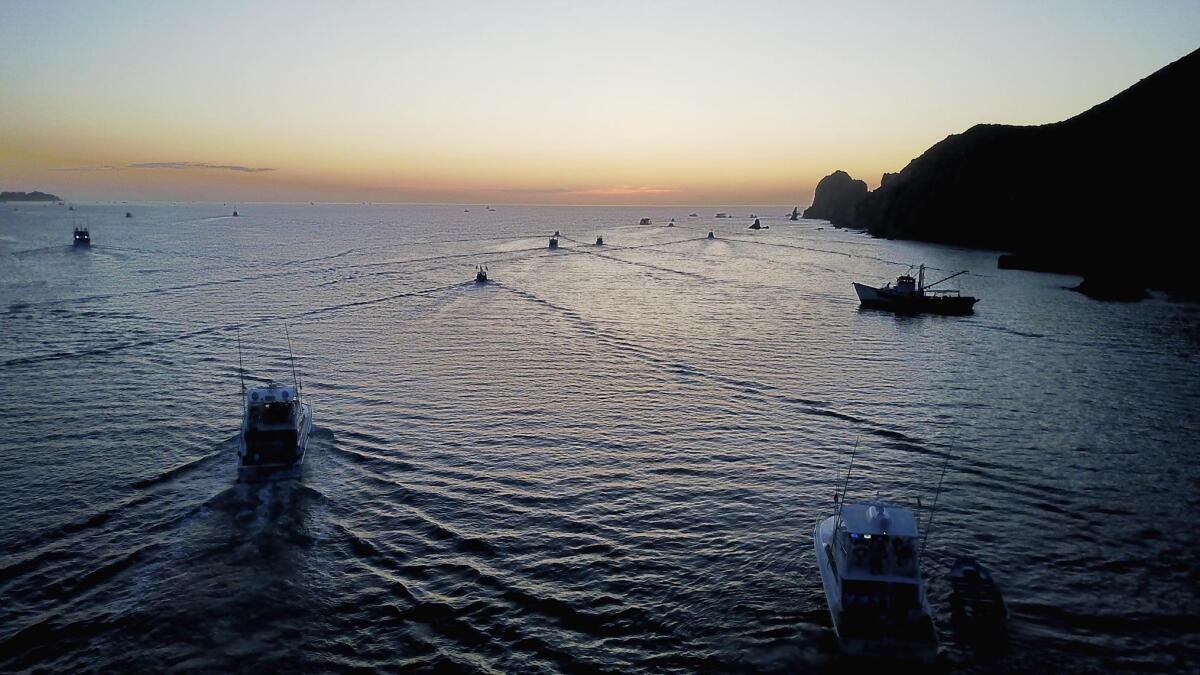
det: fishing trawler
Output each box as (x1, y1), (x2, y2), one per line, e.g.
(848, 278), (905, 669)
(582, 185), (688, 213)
(814, 501), (939, 662)
(72, 226), (91, 247)
(236, 336), (311, 481)
(853, 265), (978, 315)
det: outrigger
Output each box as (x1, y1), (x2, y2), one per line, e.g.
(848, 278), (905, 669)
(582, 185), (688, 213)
(853, 266), (978, 315)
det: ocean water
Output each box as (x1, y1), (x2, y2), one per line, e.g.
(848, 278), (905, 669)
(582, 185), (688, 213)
(1, 203), (1198, 673)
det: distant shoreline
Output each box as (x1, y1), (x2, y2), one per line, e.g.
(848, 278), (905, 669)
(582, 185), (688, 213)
(0, 191), (62, 202)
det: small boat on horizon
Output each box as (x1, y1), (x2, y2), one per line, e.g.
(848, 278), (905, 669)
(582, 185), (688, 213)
(853, 266), (978, 315)
(549, 234), (559, 249)
(639, 217), (652, 225)
(715, 212), (728, 218)
(814, 500), (939, 663)
(475, 265), (489, 283)
(595, 235), (604, 245)
(125, 211), (132, 218)
(73, 226), (91, 247)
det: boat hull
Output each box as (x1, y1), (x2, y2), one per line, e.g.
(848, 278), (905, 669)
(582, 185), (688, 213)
(853, 283), (978, 315)
(813, 515), (939, 663)
(238, 403), (311, 481)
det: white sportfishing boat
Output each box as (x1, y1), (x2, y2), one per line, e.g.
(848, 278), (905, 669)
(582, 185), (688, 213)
(814, 501), (939, 662)
(236, 333), (312, 481)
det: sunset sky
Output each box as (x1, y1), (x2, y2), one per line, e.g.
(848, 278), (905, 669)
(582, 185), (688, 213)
(3, 1), (1198, 204)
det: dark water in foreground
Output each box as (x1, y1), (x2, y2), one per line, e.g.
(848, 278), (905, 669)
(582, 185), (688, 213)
(1, 203), (1198, 673)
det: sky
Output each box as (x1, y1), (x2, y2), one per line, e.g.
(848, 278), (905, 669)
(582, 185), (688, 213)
(2, 1), (1198, 204)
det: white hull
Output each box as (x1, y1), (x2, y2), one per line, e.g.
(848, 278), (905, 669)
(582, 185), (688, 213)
(813, 514), (939, 663)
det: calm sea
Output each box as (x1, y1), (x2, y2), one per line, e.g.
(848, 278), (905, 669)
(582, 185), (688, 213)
(1, 203), (1198, 672)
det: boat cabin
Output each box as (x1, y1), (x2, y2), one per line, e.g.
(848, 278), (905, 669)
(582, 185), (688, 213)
(887, 275), (918, 295)
(832, 503), (921, 580)
(243, 384), (302, 463)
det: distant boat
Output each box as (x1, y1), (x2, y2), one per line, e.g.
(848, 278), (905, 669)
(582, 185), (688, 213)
(814, 501), (939, 662)
(715, 213), (728, 218)
(232, 210), (239, 217)
(689, 213), (698, 217)
(595, 236), (604, 245)
(475, 265), (489, 283)
(68, 205), (74, 212)
(549, 235), (559, 249)
(790, 207), (799, 221)
(73, 226), (91, 247)
(125, 211), (132, 218)
(748, 218), (765, 230)
(236, 336), (311, 482)
(707, 230), (715, 239)
(639, 217), (652, 225)
(853, 266), (978, 315)
(464, 209), (470, 212)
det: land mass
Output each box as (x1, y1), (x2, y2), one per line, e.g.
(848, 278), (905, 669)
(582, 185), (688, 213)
(805, 46), (1200, 299)
(1, 191), (62, 202)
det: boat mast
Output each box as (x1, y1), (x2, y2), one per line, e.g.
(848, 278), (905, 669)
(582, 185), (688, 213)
(918, 265), (926, 294)
(922, 270), (968, 290)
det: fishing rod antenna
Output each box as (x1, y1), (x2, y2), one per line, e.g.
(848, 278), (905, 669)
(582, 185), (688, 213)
(285, 322), (302, 397)
(921, 453), (951, 561)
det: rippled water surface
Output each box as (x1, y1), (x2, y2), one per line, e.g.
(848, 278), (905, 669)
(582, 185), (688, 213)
(2, 203), (1198, 673)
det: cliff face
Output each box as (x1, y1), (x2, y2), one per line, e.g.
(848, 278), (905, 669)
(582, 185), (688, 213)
(803, 170), (867, 226)
(808, 47), (1200, 296)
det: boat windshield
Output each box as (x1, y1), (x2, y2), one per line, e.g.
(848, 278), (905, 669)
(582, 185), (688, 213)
(249, 401), (296, 426)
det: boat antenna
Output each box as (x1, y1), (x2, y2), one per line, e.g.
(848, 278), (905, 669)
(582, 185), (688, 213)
(236, 328), (246, 410)
(834, 435), (860, 533)
(921, 453), (951, 560)
(285, 323), (302, 398)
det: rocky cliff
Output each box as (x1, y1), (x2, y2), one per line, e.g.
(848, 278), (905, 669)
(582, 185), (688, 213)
(802, 170), (867, 226)
(807, 46), (1200, 297)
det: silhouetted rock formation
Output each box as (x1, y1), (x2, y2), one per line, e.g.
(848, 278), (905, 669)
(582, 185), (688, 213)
(803, 171), (866, 226)
(1, 191), (61, 202)
(808, 47), (1200, 298)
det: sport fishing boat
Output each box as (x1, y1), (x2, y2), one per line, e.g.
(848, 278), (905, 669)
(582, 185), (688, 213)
(595, 236), (604, 245)
(853, 266), (978, 315)
(639, 217), (652, 225)
(475, 265), (489, 283)
(814, 501), (939, 662)
(549, 234), (559, 249)
(238, 382), (311, 481)
(236, 334), (311, 481)
(72, 226), (91, 247)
